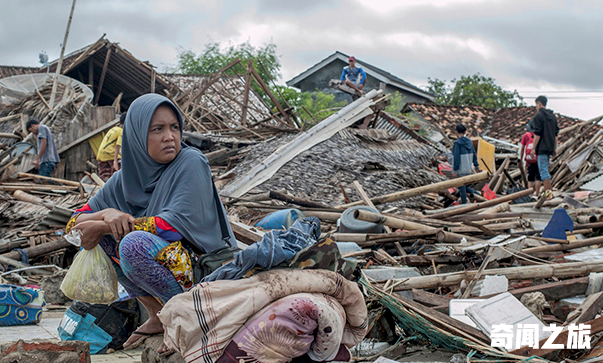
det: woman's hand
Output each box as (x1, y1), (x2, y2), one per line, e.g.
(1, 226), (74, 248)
(101, 208), (136, 241)
(74, 220), (110, 250)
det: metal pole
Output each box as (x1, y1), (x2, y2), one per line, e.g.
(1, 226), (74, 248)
(49, 0), (77, 108)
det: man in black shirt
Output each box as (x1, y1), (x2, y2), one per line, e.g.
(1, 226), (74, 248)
(529, 95), (559, 199)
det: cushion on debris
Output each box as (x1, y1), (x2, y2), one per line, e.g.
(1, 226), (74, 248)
(0, 284), (45, 327)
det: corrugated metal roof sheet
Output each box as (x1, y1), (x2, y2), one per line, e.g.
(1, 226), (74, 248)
(581, 174), (603, 191)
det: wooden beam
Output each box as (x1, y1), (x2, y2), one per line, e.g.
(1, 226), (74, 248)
(88, 58), (94, 88)
(150, 69), (156, 93)
(411, 288), (453, 307)
(94, 46), (112, 105)
(240, 59), (252, 126)
(248, 64), (292, 125)
(181, 59), (241, 110)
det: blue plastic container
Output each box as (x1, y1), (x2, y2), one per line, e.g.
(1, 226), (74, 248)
(255, 209), (305, 230)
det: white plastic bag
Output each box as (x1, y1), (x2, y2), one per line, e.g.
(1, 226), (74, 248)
(60, 245), (119, 304)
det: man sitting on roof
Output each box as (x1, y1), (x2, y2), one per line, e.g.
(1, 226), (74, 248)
(340, 56), (367, 95)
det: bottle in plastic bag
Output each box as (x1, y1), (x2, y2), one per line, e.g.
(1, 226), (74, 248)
(60, 244), (119, 305)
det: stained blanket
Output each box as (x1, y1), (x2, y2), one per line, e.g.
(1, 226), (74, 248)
(202, 217), (321, 282)
(217, 293), (350, 363)
(158, 269), (368, 363)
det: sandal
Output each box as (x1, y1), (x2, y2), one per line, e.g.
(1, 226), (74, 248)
(123, 331), (162, 351)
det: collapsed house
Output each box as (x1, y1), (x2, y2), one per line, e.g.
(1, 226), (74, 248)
(3, 35), (603, 363)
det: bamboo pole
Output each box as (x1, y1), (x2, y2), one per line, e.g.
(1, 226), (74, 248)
(429, 188), (534, 219)
(49, 0), (77, 108)
(2, 239), (72, 261)
(523, 236), (603, 254)
(338, 171), (489, 208)
(436, 230), (481, 243)
(446, 221), (522, 234)
(13, 190), (53, 210)
(448, 212), (523, 222)
(391, 261), (603, 291)
(477, 202), (511, 215)
(17, 172), (95, 188)
(351, 181), (406, 256)
(353, 209), (435, 231)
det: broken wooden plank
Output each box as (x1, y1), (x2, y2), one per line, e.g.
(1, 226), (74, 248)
(230, 221), (263, 245)
(565, 291), (603, 325)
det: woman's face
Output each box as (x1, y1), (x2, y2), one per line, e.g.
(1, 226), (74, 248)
(147, 105), (181, 164)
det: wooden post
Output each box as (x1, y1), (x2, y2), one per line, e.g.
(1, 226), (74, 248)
(338, 171), (489, 208)
(49, 0), (77, 108)
(94, 46), (112, 105)
(429, 188), (533, 220)
(150, 69), (156, 93)
(240, 59), (252, 126)
(88, 59), (94, 88)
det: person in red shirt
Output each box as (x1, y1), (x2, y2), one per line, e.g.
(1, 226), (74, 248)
(520, 122), (541, 197)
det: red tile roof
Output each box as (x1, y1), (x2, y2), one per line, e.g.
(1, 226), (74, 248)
(401, 103), (494, 139)
(402, 103), (596, 144)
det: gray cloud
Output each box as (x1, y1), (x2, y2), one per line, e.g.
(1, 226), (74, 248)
(1, 0), (602, 118)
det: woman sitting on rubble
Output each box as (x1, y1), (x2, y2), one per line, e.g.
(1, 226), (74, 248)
(65, 93), (237, 351)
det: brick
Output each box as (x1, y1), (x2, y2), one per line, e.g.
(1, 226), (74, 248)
(0, 340), (90, 363)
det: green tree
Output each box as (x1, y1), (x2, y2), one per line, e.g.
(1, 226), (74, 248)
(427, 73), (524, 108)
(172, 42), (346, 128)
(174, 41), (280, 87)
(384, 91), (406, 114)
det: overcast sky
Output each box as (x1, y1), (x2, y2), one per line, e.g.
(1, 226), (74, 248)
(2, 0), (603, 119)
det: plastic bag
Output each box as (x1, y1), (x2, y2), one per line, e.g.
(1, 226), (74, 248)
(60, 245), (119, 304)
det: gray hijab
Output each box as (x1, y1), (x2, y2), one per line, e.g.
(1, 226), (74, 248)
(89, 94), (236, 253)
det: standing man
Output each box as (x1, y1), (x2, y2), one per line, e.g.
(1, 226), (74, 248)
(529, 95), (559, 200)
(96, 112), (125, 181)
(453, 124), (480, 204)
(26, 119), (60, 177)
(520, 122), (541, 197)
(340, 56), (367, 96)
